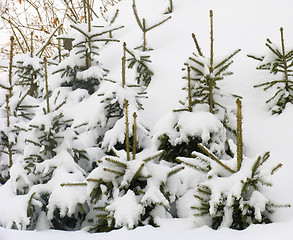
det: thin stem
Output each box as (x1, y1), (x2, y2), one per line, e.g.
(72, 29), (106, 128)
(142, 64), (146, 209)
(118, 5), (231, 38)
(209, 10), (214, 73)
(187, 65), (192, 111)
(6, 95), (10, 128)
(6, 95), (12, 167)
(198, 144), (236, 173)
(122, 42), (126, 87)
(143, 19), (146, 51)
(44, 57), (50, 113)
(236, 98), (243, 171)
(208, 75), (214, 113)
(30, 32), (34, 58)
(9, 36), (14, 98)
(280, 27), (289, 91)
(87, 0), (91, 32)
(58, 26), (62, 63)
(208, 10), (214, 113)
(124, 100), (130, 161)
(133, 112), (137, 160)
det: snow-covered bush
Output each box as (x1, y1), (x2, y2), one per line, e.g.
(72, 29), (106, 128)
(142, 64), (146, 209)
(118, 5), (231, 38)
(83, 148), (182, 232)
(178, 99), (289, 229)
(8, 104), (89, 229)
(191, 149), (287, 230)
(53, 21), (123, 94)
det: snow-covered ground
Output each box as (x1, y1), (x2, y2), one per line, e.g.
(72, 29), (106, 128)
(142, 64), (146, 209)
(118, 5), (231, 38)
(1, 0), (293, 239)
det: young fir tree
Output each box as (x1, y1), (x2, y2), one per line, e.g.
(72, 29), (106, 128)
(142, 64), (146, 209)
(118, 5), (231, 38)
(0, 36), (41, 183)
(93, 41), (152, 152)
(61, 102), (184, 232)
(9, 105), (90, 230)
(53, 19), (123, 94)
(181, 10), (240, 130)
(248, 27), (293, 114)
(5, 56), (93, 229)
(177, 99), (289, 230)
(155, 10), (240, 162)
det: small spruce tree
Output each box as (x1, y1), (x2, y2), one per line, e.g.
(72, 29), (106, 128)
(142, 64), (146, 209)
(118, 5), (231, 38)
(156, 10), (240, 162)
(177, 99), (290, 230)
(248, 27), (293, 114)
(53, 21), (123, 94)
(181, 10), (240, 131)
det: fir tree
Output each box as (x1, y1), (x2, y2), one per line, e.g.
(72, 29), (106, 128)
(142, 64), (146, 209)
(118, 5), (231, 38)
(181, 10), (240, 130)
(248, 27), (293, 114)
(156, 10), (240, 162)
(53, 21), (123, 94)
(177, 99), (290, 230)
(61, 106), (183, 232)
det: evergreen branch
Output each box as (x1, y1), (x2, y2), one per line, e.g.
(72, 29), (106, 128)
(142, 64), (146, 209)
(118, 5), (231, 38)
(176, 158), (209, 172)
(146, 16), (172, 31)
(91, 39), (120, 43)
(27, 192), (36, 217)
(104, 157), (127, 168)
(70, 24), (89, 38)
(197, 144), (236, 173)
(60, 183), (87, 187)
(214, 60), (233, 77)
(189, 57), (205, 67)
(214, 49), (241, 70)
(143, 150), (165, 162)
(247, 54), (263, 62)
(10, 24), (25, 54)
(87, 178), (101, 182)
(132, 0), (144, 31)
(189, 65), (204, 76)
(26, 139), (42, 147)
(191, 33), (203, 57)
(265, 89), (284, 103)
(103, 168), (124, 176)
(0, 83), (11, 90)
(129, 163), (145, 185)
(110, 9), (120, 25)
(168, 166), (185, 177)
(265, 42), (282, 58)
(91, 26), (124, 38)
(55, 100), (67, 111)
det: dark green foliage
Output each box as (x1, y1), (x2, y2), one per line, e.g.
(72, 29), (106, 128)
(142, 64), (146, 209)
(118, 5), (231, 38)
(183, 35), (240, 114)
(158, 134), (202, 163)
(248, 27), (293, 114)
(54, 24), (122, 94)
(191, 149), (289, 230)
(83, 149), (176, 232)
(126, 47), (154, 87)
(14, 60), (40, 98)
(60, 66), (102, 95)
(51, 205), (88, 231)
(25, 113), (70, 161)
(182, 11), (240, 116)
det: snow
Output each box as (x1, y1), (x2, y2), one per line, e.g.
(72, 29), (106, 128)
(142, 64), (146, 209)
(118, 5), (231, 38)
(1, 0), (293, 239)
(107, 190), (143, 229)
